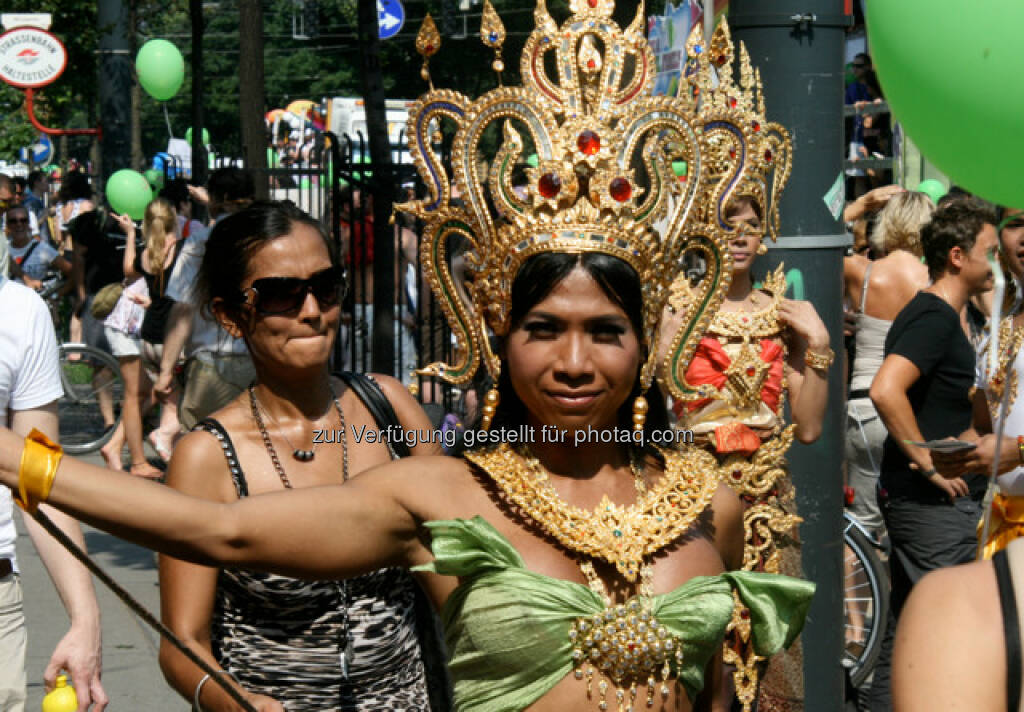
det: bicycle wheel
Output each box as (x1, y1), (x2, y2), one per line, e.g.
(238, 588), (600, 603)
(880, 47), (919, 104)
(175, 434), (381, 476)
(843, 523), (889, 688)
(58, 343), (124, 454)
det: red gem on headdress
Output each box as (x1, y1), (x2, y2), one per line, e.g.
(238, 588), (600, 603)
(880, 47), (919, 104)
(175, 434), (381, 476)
(740, 609), (750, 619)
(764, 149), (773, 162)
(746, 366), (755, 376)
(538, 172), (562, 198)
(425, 43), (435, 52)
(578, 130), (601, 156)
(587, 0), (598, 8)
(752, 121), (761, 132)
(717, 54), (727, 65)
(587, 59), (596, 70)
(732, 469), (742, 480)
(729, 148), (737, 159)
(729, 97), (737, 108)
(609, 177), (632, 202)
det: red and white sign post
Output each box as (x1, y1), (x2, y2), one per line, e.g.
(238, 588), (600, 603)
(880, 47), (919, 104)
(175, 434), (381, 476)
(0, 21), (101, 138)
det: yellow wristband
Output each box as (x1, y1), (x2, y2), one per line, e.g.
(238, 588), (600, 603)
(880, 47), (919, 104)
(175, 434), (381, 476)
(16, 429), (63, 514)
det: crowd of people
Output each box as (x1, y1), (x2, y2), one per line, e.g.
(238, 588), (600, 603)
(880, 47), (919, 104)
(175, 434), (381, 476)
(2, 14), (1024, 712)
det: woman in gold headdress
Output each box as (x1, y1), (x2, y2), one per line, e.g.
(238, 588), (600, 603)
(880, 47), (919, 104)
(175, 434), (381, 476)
(0, 4), (814, 711)
(662, 194), (830, 712)
(654, 24), (831, 712)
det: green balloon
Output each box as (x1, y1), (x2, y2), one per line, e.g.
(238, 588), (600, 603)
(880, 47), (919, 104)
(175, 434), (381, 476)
(867, 0), (1024, 208)
(916, 178), (947, 204)
(143, 168), (165, 190)
(107, 170), (153, 221)
(184, 127), (211, 145)
(136, 39), (185, 102)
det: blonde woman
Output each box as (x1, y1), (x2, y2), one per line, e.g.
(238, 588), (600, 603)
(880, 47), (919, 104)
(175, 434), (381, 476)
(111, 200), (184, 475)
(843, 190), (933, 537)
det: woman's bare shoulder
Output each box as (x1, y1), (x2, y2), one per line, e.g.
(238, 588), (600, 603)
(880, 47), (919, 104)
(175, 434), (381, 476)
(164, 427), (237, 501)
(894, 560), (1004, 712)
(350, 453), (482, 520)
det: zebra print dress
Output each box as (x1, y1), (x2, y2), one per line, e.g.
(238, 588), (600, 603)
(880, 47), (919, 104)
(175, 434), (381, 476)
(197, 419), (432, 711)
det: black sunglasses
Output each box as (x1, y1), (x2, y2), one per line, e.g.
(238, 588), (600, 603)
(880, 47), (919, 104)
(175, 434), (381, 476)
(242, 266), (345, 315)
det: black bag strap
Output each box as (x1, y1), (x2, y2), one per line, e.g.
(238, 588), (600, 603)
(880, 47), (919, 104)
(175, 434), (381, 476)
(336, 371), (412, 459)
(335, 371), (454, 710)
(14, 239), (39, 266)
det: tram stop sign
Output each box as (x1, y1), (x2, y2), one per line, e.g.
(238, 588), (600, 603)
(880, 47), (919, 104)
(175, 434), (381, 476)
(378, 0), (404, 40)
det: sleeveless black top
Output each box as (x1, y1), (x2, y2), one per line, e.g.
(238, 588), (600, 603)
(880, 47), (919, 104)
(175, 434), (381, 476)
(995, 546), (1023, 712)
(136, 242), (181, 345)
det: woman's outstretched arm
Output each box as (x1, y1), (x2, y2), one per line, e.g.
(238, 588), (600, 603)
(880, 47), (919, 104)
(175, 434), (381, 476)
(0, 427), (437, 580)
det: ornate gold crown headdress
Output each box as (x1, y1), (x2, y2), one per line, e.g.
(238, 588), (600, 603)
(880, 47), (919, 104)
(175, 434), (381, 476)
(397, 0), (785, 397)
(679, 21), (793, 240)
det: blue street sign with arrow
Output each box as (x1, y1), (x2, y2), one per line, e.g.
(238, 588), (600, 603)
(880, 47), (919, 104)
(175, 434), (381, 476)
(378, 0), (405, 40)
(17, 134), (52, 166)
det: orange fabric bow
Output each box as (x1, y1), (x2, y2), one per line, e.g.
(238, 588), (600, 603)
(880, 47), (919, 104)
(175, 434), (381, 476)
(676, 337), (785, 414)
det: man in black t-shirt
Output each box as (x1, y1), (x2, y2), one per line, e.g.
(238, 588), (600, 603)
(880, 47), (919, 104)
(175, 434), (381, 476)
(866, 196), (998, 710)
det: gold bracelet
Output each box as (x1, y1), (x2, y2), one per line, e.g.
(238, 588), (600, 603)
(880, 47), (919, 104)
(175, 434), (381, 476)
(804, 346), (835, 372)
(16, 429), (63, 514)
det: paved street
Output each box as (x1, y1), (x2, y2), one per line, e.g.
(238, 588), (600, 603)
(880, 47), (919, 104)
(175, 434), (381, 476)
(17, 451), (183, 709)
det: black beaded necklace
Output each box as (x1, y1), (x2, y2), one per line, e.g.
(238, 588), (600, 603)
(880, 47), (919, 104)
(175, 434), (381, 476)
(247, 383), (357, 676)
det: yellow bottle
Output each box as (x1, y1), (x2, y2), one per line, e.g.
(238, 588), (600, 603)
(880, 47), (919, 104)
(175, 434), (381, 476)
(41, 674), (77, 712)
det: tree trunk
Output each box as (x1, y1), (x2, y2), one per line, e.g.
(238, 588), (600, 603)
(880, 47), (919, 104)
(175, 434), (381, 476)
(356, 0), (396, 375)
(130, 0), (143, 171)
(239, 0), (268, 198)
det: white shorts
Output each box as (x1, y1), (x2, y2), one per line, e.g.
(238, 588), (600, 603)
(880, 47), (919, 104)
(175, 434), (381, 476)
(104, 326), (142, 358)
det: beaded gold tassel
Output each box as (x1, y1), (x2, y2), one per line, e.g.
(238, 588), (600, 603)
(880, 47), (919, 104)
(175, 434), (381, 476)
(480, 387), (500, 430)
(632, 395), (648, 434)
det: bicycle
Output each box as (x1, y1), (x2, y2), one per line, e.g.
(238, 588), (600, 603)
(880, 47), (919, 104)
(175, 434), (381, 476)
(842, 509), (889, 689)
(56, 342), (124, 455)
(35, 272), (126, 454)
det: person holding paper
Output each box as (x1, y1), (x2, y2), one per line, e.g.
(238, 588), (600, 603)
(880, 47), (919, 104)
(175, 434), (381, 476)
(867, 196), (1000, 710)
(933, 207), (1024, 558)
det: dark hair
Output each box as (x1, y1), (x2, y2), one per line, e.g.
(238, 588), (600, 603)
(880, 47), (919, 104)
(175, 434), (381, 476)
(158, 178), (191, 210)
(58, 171), (92, 202)
(478, 251), (669, 451)
(197, 200), (340, 318)
(5, 204), (29, 219)
(27, 170), (46, 191)
(207, 167), (255, 204)
(921, 195), (998, 280)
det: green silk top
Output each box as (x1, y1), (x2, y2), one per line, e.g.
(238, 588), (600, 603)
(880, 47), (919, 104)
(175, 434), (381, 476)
(413, 517), (814, 712)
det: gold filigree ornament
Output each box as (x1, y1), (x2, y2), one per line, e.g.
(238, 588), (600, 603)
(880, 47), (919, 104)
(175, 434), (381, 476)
(466, 443), (720, 581)
(415, 15), (441, 88)
(988, 316), (1024, 422)
(396, 2), (769, 394)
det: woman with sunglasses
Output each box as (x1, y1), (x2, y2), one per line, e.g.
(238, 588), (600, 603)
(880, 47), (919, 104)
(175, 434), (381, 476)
(148, 202), (443, 711)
